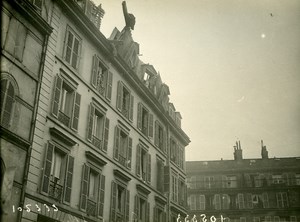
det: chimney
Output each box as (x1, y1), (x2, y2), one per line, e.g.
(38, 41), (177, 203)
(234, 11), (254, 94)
(261, 140), (269, 159)
(233, 140), (243, 161)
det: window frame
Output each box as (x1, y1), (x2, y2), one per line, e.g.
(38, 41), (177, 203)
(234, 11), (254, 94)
(116, 81), (134, 121)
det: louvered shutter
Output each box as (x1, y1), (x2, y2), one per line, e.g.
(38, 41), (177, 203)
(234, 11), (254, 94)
(148, 113), (153, 138)
(110, 181), (117, 222)
(106, 71), (113, 101)
(137, 103), (142, 130)
(146, 202), (150, 222)
(41, 141), (54, 194)
(134, 195), (140, 220)
(64, 155), (74, 203)
(102, 117), (110, 152)
(71, 92), (81, 130)
(154, 121), (159, 147)
(164, 166), (170, 193)
(91, 55), (99, 88)
(127, 137), (132, 169)
(147, 153), (151, 184)
(125, 189), (130, 222)
(97, 174), (105, 217)
(116, 81), (122, 111)
(153, 206), (158, 222)
(113, 126), (120, 160)
(52, 75), (63, 117)
(136, 144), (141, 176)
(157, 159), (164, 193)
(87, 104), (95, 142)
(80, 164), (90, 211)
(129, 94), (134, 121)
(163, 129), (167, 153)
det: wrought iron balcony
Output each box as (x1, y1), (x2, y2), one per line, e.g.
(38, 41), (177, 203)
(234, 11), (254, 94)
(92, 135), (102, 149)
(87, 199), (97, 217)
(49, 180), (63, 202)
(58, 111), (70, 127)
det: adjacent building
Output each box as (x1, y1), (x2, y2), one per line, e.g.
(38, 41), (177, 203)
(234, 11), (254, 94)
(186, 141), (300, 222)
(1, 0), (52, 221)
(0, 0), (190, 221)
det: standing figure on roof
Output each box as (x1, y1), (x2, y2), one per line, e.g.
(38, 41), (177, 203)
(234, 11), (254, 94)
(122, 1), (135, 30)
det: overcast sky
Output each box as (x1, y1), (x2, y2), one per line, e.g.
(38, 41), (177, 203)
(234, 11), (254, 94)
(95, 0), (300, 161)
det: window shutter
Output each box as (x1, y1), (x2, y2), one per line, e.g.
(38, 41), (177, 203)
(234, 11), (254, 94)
(102, 117), (110, 152)
(163, 129), (167, 153)
(97, 174), (105, 218)
(157, 159), (164, 193)
(110, 181), (117, 222)
(164, 166), (170, 193)
(80, 164), (90, 211)
(63, 155), (74, 203)
(136, 144), (141, 177)
(154, 121), (159, 147)
(106, 71), (113, 101)
(71, 92), (81, 130)
(137, 103), (142, 130)
(125, 189), (130, 222)
(146, 202), (150, 222)
(41, 141), (54, 194)
(91, 55), (99, 88)
(129, 94), (134, 121)
(134, 195), (140, 220)
(246, 193), (253, 209)
(127, 137), (132, 169)
(116, 81), (122, 111)
(153, 206), (158, 222)
(147, 153), (151, 184)
(87, 104), (95, 142)
(113, 126), (120, 160)
(162, 212), (166, 222)
(52, 75), (63, 117)
(148, 113), (153, 138)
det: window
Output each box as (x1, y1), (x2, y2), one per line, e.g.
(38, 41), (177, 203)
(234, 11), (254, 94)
(272, 175), (284, 184)
(90, 55), (112, 101)
(262, 192), (269, 208)
(290, 216), (297, 222)
(154, 121), (166, 152)
(171, 173), (178, 203)
(110, 182), (130, 222)
(246, 193), (253, 209)
(170, 139), (177, 164)
(188, 195), (196, 210)
(154, 206), (166, 222)
(137, 103), (153, 137)
(86, 103), (110, 151)
(276, 192), (288, 208)
(1, 77), (17, 128)
(178, 178), (187, 207)
(41, 141), (74, 203)
(64, 27), (81, 69)
(254, 174), (263, 187)
(178, 145), (185, 170)
(222, 194), (230, 210)
(213, 194), (221, 210)
(223, 175), (237, 188)
(274, 216), (280, 222)
(240, 217), (246, 222)
(79, 164), (105, 218)
(136, 144), (151, 183)
(253, 217), (260, 222)
(237, 193), (245, 209)
(199, 195), (206, 210)
(156, 158), (164, 193)
(265, 216), (271, 222)
(52, 75), (81, 130)
(113, 126), (132, 169)
(116, 81), (134, 121)
(296, 174), (300, 185)
(134, 195), (150, 222)
(205, 176), (215, 189)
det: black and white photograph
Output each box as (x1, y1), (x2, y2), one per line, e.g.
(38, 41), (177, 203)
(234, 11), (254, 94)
(1, 0), (300, 221)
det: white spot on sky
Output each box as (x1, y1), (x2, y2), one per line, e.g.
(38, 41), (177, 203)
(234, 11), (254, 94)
(261, 33), (266, 38)
(237, 96), (245, 102)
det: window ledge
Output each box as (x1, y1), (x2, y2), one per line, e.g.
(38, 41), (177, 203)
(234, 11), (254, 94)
(49, 127), (77, 147)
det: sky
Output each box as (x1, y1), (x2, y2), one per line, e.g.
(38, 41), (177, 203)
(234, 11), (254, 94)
(95, 0), (300, 161)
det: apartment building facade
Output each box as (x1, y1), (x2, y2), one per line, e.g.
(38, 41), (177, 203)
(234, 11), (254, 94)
(1, 0), (190, 222)
(1, 0), (52, 221)
(186, 141), (300, 222)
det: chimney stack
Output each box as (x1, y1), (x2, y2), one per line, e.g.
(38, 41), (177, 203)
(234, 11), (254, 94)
(233, 140), (243, 161)
(261, 140), (269, 159)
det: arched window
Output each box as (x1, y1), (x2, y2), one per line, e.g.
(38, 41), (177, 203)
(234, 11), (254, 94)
(1, 74), (18, 128)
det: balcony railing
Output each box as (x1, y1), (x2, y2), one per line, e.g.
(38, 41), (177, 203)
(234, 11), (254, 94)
(119, 155), (126, 167)
(92, 135), (102, 149)
(87, 199), (96, 217)
(58, 111), (70, 127)
(49, 180), (63, 202)
(121, 107), (129, 118)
